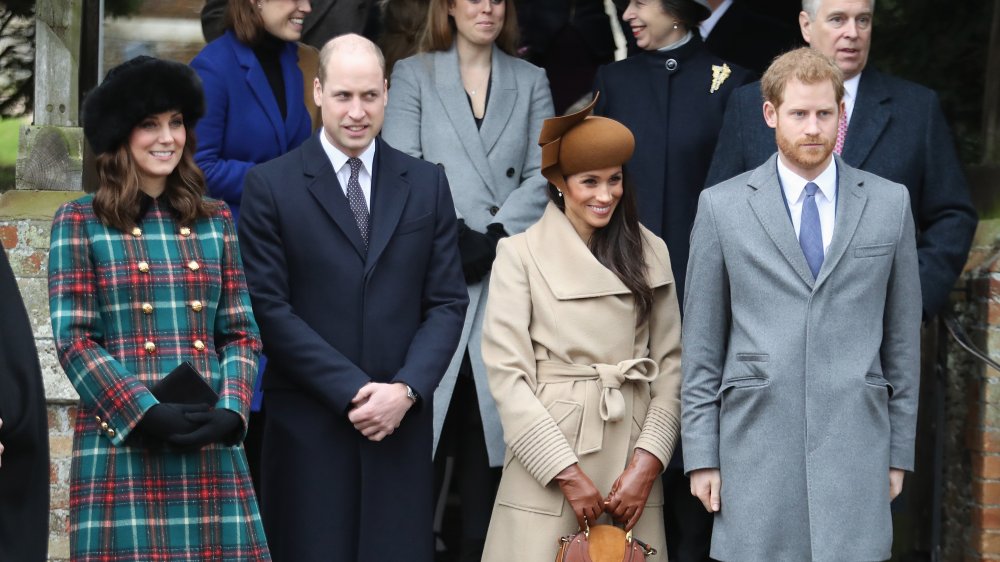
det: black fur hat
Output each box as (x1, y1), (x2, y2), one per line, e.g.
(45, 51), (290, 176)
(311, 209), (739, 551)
(82, 56), (205, 155)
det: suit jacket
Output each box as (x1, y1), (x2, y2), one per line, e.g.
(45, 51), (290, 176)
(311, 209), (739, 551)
(191, 30), (312, 224)
(238, 134), (468, 562)
(593, 35), (752, 303)
(682, 154), (921, 561)
(201, 0), (373, 49)
(382, 43), (553, 466)
(702, 1), (803, 77)
(706, 67), (977, 317)
(481, 203), (680, 561)
(0, 249), (48, 562)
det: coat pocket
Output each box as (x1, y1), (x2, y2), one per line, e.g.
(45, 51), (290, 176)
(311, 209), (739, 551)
(715, 376), (770, 400)
(854, 243), (894, 258)
(396, 212), (433, 235)
(549, 399), (584, 450)
(864, 373), (895, 397)
(735, 353), (769, 362)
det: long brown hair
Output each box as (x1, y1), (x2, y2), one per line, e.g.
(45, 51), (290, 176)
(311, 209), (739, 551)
(92, 129), (212, 231)
(227, 0), (266, 44)
(547, 173), (653, 324)
(418, 0), (520, 55)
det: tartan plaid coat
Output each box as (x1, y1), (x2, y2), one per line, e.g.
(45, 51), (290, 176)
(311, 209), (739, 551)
(48, 194), (270, 561)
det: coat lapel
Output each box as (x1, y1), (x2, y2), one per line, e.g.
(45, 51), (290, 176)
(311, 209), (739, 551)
(478, 46), (516, 156)
(280, 42), (310, 146)
(365, 139), (409, 273)
(302, 135), (367, 260)
(233, 38), (288, 150)
(746, 154), (816, 288)
(434, 48), (494, 191)
(814, 156), (868, 289)
(842, 68), (890, 168)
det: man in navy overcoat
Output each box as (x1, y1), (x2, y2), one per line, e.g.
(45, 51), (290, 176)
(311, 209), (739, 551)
(238, 34), (467, 562)
(706, 0), (977, 319)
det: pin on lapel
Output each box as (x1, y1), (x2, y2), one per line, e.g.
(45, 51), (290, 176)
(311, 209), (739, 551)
(710, 64), (731, 94)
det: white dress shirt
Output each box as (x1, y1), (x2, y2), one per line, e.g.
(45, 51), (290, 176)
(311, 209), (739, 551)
(699, 0), (733, 39)
(319, 129), (376, 208)
(843, 74), (860, 126)
(778, 155), (838, 254)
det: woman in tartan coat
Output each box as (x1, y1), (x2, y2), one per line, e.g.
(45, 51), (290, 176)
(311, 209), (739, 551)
(48, 56), (270, 561)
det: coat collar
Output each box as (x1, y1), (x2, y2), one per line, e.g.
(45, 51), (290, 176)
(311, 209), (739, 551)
(432, 44), (517, 197)
(525, 203), (673, 300)
(841, 67), (890, 167)
(746, 153), (868, 289)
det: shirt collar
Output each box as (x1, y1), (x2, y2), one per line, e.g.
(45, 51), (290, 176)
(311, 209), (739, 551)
(699, 0), (732, 38)
(843, 74), (860, 104)
(656, 30), (694, 52)
(777, 154), (838, 204)
(318, 130), (376, 177)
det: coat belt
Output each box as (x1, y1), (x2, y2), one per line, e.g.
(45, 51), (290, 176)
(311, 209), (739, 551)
(535, 358), (658, 454)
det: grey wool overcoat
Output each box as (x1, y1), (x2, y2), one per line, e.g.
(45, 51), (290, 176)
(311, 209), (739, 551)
(681, 154), (922, 562)
(382, 43), (554, 466)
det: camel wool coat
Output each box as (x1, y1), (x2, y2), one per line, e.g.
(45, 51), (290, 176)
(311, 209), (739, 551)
(481, 204), (682, 562)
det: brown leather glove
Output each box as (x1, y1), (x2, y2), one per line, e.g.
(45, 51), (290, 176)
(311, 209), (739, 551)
(554, 463), (604, 530)
(605, 448), (663, 530)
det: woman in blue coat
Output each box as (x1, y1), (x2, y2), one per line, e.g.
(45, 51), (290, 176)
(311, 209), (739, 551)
(191, 0), (314, 224)
(592, 1), (751, 560)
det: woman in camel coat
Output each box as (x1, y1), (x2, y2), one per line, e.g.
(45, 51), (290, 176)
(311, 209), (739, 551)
(481, 99), (681, 561)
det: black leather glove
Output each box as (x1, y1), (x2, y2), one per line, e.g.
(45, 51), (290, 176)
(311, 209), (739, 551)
(168, 409), (243, 449)
(135, 403), (210, 441)
(457, 219), (499, 283)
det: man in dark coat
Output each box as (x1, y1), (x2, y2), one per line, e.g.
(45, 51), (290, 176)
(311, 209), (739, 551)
(706, 0), (977, 319)
(700, 0), (803, 77)
(238, 34), (467, 562)
(0, 248), (49, 562)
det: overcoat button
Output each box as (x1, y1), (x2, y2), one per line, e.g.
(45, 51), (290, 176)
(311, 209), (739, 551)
(131, 227), (142, 237)
(144, 341), (156, 354)
(180, 227), (192, 237)
(506, 168), (515, 178)
(489, 206), (500, 216)
(193, 340), (206, 351)
(188, 260), (200, 271)
(107, 428), (116, 437)
(100, 422), (109, 430)
(141, 303), (153, 314)
(665, 59), (678, 71)
(138, 261), (150, 273)
(190, 300), (204, 312)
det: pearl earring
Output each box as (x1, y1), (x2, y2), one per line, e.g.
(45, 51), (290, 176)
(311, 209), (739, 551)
(557, 191), (564, 198)
(672, 21), (679, 29)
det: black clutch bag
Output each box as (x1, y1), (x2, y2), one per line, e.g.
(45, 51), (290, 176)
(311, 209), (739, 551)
(151, 361), (218, 406)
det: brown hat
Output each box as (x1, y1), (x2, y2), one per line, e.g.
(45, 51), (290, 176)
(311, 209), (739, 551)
(538, 94), (635, 191)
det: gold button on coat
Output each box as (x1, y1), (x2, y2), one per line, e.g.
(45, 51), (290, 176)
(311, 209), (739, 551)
(131, 227), (142, 237)
(193, 340), (206, 351)
(144, 341), (156, 354)
(95, 415), (102, 423)
(188, 260), (200, 271)
(100, 422), (109, 430)
(190, 300), (203, 312)
(180, 227), (192, 237)
(138, 261), (150, 273)
(141, 302), (153, 314)
(107, 428), (116, 437)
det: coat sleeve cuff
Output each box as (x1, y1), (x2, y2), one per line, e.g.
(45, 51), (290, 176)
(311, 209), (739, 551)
(890, 443), (915, 472)
(634, 404), (680, 470)
(509, 415), (579, 486)
(681, 433), (720, 474)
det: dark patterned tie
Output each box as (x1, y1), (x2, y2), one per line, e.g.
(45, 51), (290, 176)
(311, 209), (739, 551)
(346, 157), (369, 248)
(800, 182), (824, 279)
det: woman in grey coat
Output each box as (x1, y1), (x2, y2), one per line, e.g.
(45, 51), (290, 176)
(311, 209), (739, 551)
(381, 0), (553, 558)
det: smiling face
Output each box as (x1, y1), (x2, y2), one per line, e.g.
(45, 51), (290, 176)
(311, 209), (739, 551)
(449, 0), (505, 47)
(799, 0), (872, 79)
(128, 110), (186, 197)
(764, 78), (842, 179)
(257, 0), (312, 42)
(623, 0), (684, 51)
(314, 45), (387, 157)
(561, 166), (624, 241)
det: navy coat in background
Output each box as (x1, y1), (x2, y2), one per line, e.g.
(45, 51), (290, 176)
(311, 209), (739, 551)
(593, 35), (751, 302)
(706, 67), (978, 318)
(701, 0), (803, 77)
(238, 134), (468, 562)
(191, 30), (312, 224)
(0, 248), (48, 562)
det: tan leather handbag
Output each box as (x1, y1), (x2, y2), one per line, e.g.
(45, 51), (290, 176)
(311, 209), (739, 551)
(555, 523), (657, 562)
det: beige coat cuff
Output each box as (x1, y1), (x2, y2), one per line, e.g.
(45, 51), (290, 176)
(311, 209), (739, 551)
(634, 404), (679, 469)
(510, 414), (579, 486)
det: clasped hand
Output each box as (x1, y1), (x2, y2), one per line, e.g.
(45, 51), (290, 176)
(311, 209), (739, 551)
(137, 403), (242, 449)
(347, 382), (414, 442)
(555, 448), (663, 531)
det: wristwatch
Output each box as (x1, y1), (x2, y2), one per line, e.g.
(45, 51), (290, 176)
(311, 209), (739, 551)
(404, 384), (419, 403)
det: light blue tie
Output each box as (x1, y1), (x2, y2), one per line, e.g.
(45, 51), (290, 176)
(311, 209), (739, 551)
(800, 182), (823, 279)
